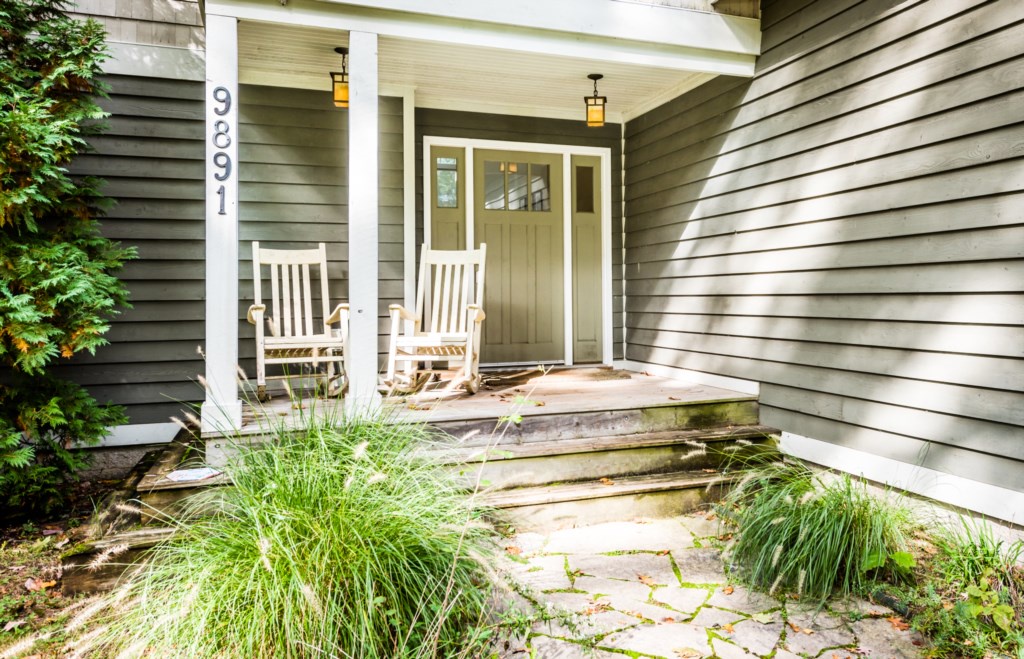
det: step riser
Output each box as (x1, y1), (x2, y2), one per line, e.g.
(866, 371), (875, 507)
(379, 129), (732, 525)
(433, 400), (760, 445)
(495, 483), (730, 532)
(450, 441), (774, 490)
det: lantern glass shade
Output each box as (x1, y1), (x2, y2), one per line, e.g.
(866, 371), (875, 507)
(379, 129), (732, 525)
(585, 95), (606, 127)
(331, 71), (349, 108)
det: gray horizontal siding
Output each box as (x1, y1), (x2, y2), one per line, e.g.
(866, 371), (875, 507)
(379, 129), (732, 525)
(624, 0), (1024, 491)
(415, 109), (625, 359)
(60, 74), (205, 424)
(238, 86), (404, 374)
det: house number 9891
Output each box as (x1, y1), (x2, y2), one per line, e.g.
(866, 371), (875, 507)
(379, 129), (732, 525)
(212, 86), (232, 216)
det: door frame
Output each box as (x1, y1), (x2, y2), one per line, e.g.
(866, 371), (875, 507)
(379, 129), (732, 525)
(420, 135), (613, 366)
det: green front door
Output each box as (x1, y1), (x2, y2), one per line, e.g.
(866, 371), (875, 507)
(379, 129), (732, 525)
(473, 149), (564, 364)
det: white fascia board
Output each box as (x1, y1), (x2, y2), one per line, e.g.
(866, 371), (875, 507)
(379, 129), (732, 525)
(105, 42), (205, 81)
(316, 0), (761, 56)
(613, 359), (761, 395)
(781, 432), (1024, 526)
(206, 0), (757, 77)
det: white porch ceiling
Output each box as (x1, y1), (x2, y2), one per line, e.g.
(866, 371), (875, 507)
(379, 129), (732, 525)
(238, 21), (716, 122)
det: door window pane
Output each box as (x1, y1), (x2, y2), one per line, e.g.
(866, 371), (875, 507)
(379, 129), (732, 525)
(531, 164), (551, 211)
(436, 157), (458, 208)
(507, 161), (529, 211)
(483, 160), (505, 210)
(575, 165), (594, 213)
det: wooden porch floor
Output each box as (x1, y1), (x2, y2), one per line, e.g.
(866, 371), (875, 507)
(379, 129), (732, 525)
(221, 367), (754, 438)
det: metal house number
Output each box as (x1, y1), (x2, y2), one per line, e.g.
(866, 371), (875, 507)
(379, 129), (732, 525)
(211, 86), (232, 215)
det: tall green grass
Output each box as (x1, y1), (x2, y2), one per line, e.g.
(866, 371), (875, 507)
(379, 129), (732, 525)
(719, 461), (912, 602)
(88, 414), (498, 658)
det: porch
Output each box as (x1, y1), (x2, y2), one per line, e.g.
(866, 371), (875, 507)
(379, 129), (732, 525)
(197, 0), (762, 434)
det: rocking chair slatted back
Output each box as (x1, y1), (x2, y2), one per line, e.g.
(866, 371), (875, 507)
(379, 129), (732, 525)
(253, 242), (333, 338)
(416, 246), (486, 335)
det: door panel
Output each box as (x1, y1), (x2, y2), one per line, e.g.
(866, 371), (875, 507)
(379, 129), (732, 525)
(474, 149), (564, 363)
(571, 155), (603, 363)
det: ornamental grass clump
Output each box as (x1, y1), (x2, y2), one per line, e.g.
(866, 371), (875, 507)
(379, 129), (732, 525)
(88, 414), (498, 658)
(719, 461), (912, 602)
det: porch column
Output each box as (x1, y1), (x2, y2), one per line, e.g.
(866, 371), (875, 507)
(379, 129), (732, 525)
(346, 31), (383, 409)
(201, 13), (242, 433)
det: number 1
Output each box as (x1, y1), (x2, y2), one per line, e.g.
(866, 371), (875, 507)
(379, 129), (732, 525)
(217, 185), (226, 215)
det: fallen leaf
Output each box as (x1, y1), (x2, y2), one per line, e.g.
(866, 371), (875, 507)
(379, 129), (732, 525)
(533, 401), (545, 407)
(673, 649), (701, 658)
(24, 578), (56, 592)
(3, 619), (26, 632)
(941, 601), (954, 611)
(583, 602), (612, 615)
(668, 396), (680, 400)
(887, 616), (910, 632)
(638, 574), (657, 586)
(803, 628), (815, 635)
(705, 513), (717, 521)
(722, 586), (734, 595)
(789, 622), (802, 633)
(722, 622), (735, 634)
(504, 545), (521, 556)
(662, 616), (677, 623)
(624, 609), (646, 619)
(751, 612), (775, 624)
(599, 477), (615, 486)
(962, 640), (974, 647)
(702, 469), (717, 473)
(656, 550), (670, 556)
(55, 538), (70, 549)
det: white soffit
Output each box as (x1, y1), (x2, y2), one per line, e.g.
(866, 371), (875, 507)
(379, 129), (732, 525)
(238, 21), (716, 122)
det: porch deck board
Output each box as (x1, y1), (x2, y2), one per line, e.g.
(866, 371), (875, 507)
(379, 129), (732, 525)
(221, 368), (754, 438)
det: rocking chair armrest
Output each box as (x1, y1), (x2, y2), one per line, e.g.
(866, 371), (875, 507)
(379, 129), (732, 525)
(466, 304), (486, 323)
(326, 303), (350, 326)
(246, 304), (267, 325)
(388, 304), (417, 322)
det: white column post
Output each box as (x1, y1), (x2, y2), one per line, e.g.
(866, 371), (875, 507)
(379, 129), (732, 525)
(201, 13), (242, 433)
(346, 31), (383, 410)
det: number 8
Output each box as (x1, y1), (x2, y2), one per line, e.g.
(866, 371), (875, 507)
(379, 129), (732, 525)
(213, 120), (231, 149)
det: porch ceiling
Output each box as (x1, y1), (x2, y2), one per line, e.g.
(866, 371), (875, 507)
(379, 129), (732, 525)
(238, 21), (716, 122)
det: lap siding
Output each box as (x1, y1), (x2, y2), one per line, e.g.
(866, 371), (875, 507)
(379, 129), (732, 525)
(623, 0), (1024, 493)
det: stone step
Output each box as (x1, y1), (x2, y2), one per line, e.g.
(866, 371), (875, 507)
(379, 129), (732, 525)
(428, 398), (760, 445)
(432, 424), (778, 490)
(483, 471), (735, 532)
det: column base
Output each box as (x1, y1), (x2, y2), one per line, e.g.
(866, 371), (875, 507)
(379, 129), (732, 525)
(200, 398), (243, 435)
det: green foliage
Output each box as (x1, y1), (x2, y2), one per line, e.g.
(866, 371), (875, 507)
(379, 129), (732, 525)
(1, 0), (135, 512)
(91, 415), (500, 658)
(718, 461), (912, 602)
(900, 517), (1024, 658)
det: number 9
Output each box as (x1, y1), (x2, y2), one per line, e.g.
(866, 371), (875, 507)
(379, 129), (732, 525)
(213, 86), (231, 116)
(213, 152), (232, 181)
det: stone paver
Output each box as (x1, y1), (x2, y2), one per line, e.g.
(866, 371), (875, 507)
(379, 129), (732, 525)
(495, 515), (925, 659)
(569, 552), (678, 586)
(651, 585), (708, 615)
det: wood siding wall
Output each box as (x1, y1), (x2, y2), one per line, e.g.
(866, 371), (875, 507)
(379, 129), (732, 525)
(63, 75), (206, 424)
(238, 87), (404, 368)
(624, 0), (1024, 491)
(70, 0), (204, 49)
(415, 109), (625, 360)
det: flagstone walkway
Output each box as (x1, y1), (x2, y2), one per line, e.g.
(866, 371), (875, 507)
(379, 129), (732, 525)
(493, 514), (925, 659)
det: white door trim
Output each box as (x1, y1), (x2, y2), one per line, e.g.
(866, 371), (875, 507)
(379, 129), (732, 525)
(421, 135), (613, 366)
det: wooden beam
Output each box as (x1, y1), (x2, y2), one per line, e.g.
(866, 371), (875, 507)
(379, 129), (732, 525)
(201, 13), (243, 433)
(346, 30), (383, 409)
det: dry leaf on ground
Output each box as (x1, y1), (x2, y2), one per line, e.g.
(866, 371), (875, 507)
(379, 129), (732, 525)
(599, 477), (615, 486)
(887, 616), (911, 631)
(504, 545), (521, 556)
(673, 649), (701, 658)
(638, 574), (657, 586)
(721, 586), (734, 595)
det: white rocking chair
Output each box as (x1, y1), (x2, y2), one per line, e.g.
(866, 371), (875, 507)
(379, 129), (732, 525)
(247, 242), (349, 400)
(385, 244), (487, 394)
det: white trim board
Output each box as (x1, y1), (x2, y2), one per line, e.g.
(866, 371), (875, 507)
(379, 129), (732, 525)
(613, 359), (760, 395)
(93, 422), (180, 448)
(422, 136), (614, 367)
(781, 432), (1024, 526)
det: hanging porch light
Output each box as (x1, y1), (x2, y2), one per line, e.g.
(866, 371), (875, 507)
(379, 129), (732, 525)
(330, 46), (349, 108)
(584, 73), (607, 127)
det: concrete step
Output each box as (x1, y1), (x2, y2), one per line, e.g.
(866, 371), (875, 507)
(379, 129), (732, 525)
(482, 471), (735, 532)
(432, 424), (777, 490)
(430, 397), (760, 445)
